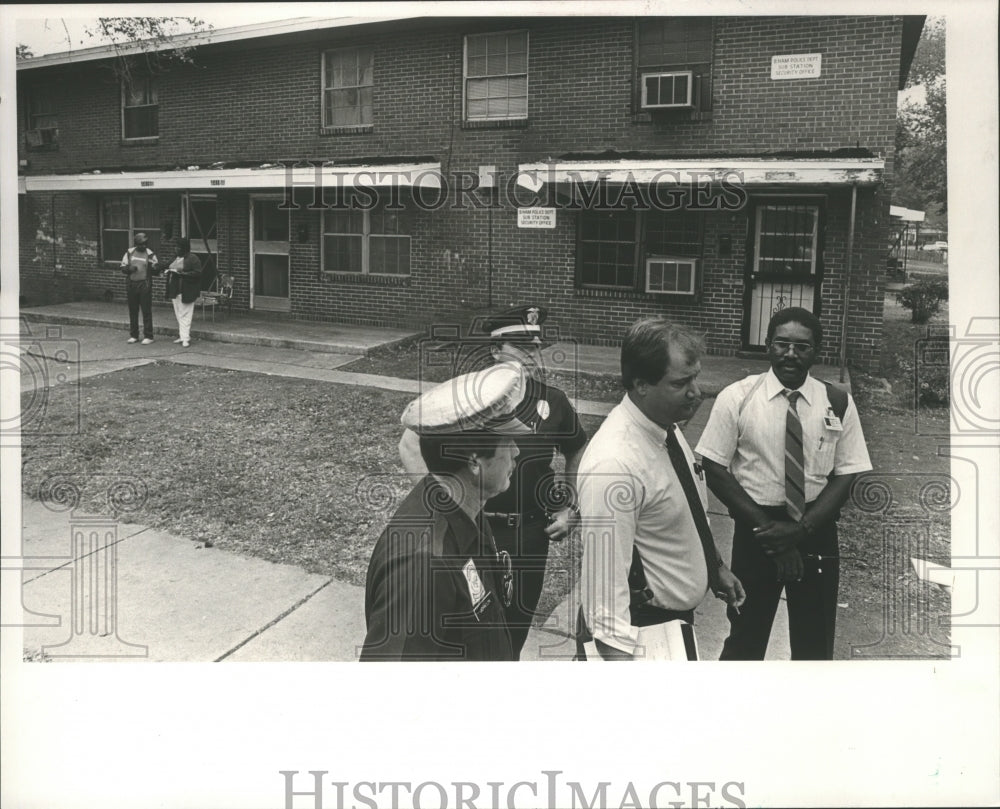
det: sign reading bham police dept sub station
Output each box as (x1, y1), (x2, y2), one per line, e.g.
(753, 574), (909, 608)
(517, 207), (557, 229)
(771, 53), (822, 80)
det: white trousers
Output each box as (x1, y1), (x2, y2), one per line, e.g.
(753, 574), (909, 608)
(171, 295), (196, 341)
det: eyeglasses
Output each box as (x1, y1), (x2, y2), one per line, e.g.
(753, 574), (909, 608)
(769, 339), (815, 354)
(497, 550), (513, 608)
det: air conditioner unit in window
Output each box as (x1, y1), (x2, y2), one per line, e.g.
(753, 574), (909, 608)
(640, 71), (694, 109)
(25, 128), (58, 147)
(646, 256), (697, 295)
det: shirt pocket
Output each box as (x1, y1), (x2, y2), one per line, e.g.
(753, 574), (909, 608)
(805, 432), (840, 478)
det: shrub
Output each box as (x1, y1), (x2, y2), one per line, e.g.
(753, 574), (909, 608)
(897, 279), (949, 323)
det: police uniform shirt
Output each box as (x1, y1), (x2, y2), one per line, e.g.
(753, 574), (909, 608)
(695, 369), (872, 506)
(485, 376), (588, 516)
(361, 475), (513, 661)
(578, 394), (709, 656)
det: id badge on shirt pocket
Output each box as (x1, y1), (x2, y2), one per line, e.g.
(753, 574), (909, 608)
(823, 407), (844, 431)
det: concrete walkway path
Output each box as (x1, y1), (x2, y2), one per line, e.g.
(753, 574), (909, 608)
(11, 307), (796, 662)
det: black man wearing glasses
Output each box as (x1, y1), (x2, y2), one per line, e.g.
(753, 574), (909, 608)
(696, 307), (871, 660)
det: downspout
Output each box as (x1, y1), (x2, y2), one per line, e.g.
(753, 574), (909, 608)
(51, 194), (58, 276)
(839, 183), (858, 384)
(487, 202), (494, 308)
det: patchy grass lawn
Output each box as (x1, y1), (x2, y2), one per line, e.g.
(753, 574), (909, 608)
(22, 363), (416, 586)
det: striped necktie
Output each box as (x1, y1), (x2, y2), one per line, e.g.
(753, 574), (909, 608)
(783, 389), (806, 521)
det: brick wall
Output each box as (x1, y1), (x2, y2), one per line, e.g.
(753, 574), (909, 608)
(17, 15), (903, 371)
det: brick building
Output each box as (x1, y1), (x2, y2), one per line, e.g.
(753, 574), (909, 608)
(16, 15), (924, 370)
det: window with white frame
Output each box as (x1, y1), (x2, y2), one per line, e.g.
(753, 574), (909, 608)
(322, 47), (374, 128)
(322, 204), (411, 275)
(464, 31), (528, 121)
(101, 195), (163, 262)
(636, 17), (713, 112)
(646, 257), (697, 294)
(122, 76), (159, 139)
(26, 90), (59, 148)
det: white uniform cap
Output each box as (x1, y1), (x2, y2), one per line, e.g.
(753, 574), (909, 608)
(401, 362), (531, 435)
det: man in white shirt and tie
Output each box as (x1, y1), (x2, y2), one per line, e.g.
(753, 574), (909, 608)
(695, 307), (872, 660)
(577, 317), (745, 660)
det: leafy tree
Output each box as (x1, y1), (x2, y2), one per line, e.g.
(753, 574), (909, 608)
(895, 17), (947, 216)
(83, 17), (210, 93)
(16, 44), (34, 59)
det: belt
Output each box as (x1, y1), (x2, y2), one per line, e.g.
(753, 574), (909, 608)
(484, 510), (549, 528)
(629, 604), (695, 628)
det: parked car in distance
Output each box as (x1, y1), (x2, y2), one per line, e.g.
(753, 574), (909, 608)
(922, 240), (948, 252)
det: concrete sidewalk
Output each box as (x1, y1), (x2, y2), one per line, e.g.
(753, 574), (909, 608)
(13, 306), (794, 662)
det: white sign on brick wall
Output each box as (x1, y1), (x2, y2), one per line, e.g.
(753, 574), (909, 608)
(771, 53), (822, 80)
(517, 207), (557, 229)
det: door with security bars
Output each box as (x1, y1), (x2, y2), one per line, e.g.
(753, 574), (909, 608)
(250, 196), (290, 312)
(743, 200), (824, 349)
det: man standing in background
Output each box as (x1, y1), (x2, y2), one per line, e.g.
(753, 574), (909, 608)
(120, 231), (160, 345)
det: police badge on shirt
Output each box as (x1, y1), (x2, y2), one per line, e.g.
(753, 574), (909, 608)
(462, 559), (494, 620)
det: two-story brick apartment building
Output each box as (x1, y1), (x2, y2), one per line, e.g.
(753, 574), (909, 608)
(16, 15), (923, 371)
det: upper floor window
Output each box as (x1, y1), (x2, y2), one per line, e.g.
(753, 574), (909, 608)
(636, 17), (714, 113)
(464, 31), (528, 121)
(122, 77), (159, 139)
(26, 91), (59, 149)
(323, 47), (374, 128)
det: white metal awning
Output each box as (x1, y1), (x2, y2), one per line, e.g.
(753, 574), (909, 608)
(890, 204), (926, 222)
(516, 157), (884, 191)
(21, 162), (443, 193)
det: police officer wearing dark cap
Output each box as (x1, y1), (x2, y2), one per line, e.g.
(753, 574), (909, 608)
(362, 364), (529, 661)
(399, 305), (589, 658)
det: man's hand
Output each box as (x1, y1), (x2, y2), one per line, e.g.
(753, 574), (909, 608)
(772, 548), (805, 582)
(754, 520), (805, 555)
(544, 507), (577, 542)
(713, 565), (747, 608)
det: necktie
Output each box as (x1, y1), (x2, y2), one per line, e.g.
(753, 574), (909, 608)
(665, 425), (722, 591)
(783, 390), (806, 521)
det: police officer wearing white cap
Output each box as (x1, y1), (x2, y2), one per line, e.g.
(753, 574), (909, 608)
(398, 305), (588, 658)
(361, 363), (530, 661)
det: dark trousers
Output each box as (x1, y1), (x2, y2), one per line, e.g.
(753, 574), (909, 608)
(127, 279), (154, 339)
(720, 504), (840, 661)
(489, 516), (550, 659)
